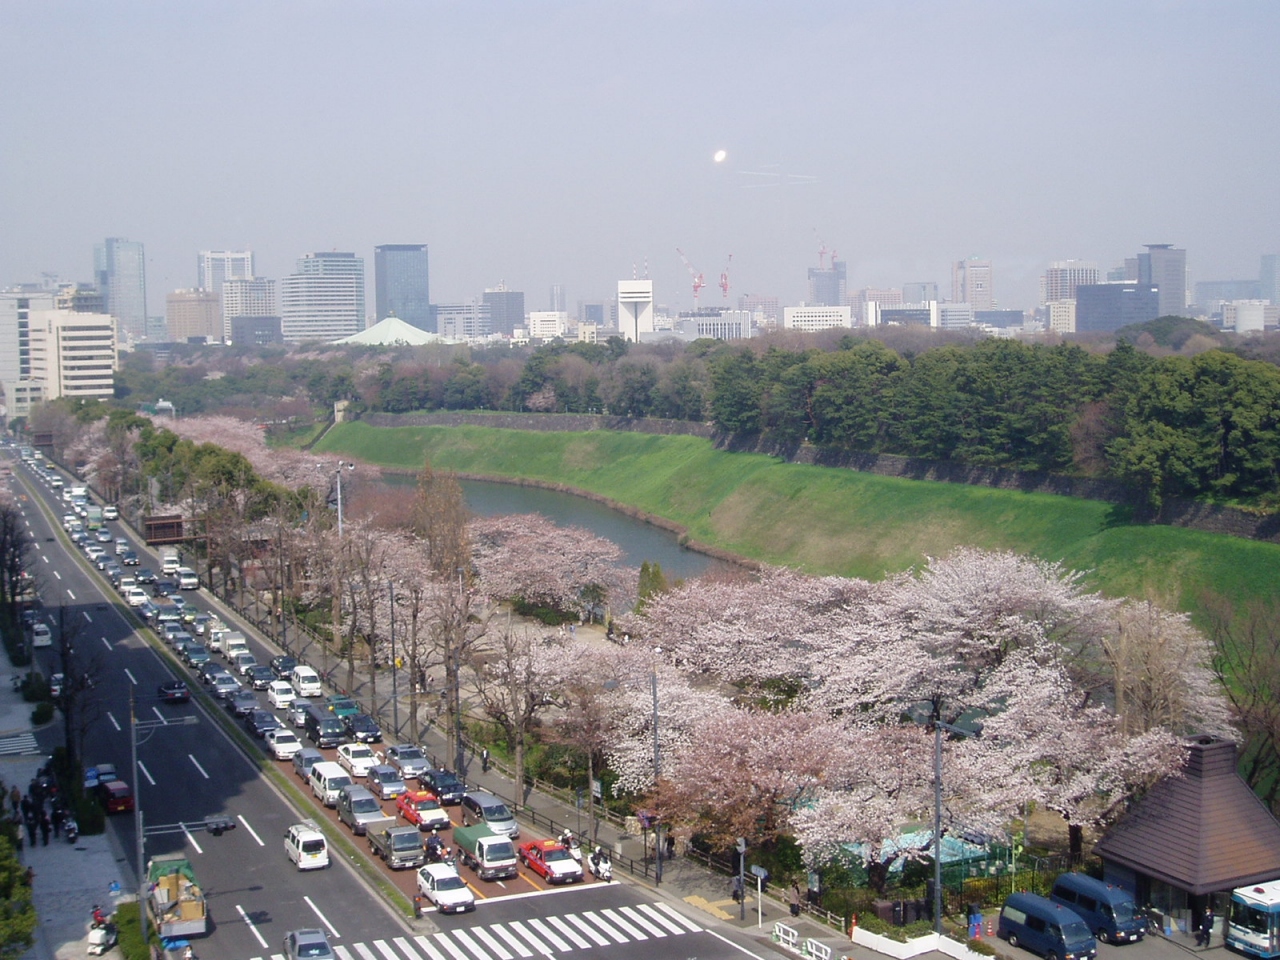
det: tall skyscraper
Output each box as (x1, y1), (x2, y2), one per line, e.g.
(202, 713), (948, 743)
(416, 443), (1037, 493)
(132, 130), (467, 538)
(1042, 261), (1099, 303)
(618, 280), (654, 341)
(94, 237), (147, 339)
(902, 282), (939, 303)
(374, 244), (431, 329)
(483, 286), (525, 337)
(549, 284), (566, 312)
(807, 259), (847, 306)
(1137, 244), (1187, 317)
(952, 258), (993, 309)
(197, 251), (255, 296)
(280, 252), (365, 341)
(1261, 254), (1279, 305)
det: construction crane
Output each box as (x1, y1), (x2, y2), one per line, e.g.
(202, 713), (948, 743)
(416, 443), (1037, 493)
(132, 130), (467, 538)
(719, 254), (733, 298)
(676, 248), (706, 307)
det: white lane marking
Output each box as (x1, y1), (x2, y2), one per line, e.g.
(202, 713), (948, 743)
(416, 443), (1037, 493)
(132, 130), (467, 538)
(53, 571), (61, 580)
(273, 955), (287, 960)
(430, 936), (472, 960)
(106, 712), (121, 732)
(66, 589), (75, 600)
(152, 707), (167, 724)
(391, 938), (422, 960)
(372, 941), (400, 960)
(83, 612), (92, 622)
(414, 936), (451, 960)
(182, 823), (204, 855)
(706, 928), (775, 960)
(305, 895), (340, 939)
(100, 637), (111, 651)
(124, 669), (137, 685)
(561, 914), (610, 948)
(620, 905), (667, 937)
(505, 921), (553, 957)
(189, 755), (210, 779)
(235, 904), (268, 949)
(352, 944), (377, 960)
(526, 918), (572, 951)
(334, 949), (356, 960)
(488, 927), (533, 959)
(137, 762), (155, 786)
(637, 903), (688, 935)
(238, 814), (264, 846)
(581, 911), (628, 944)
(539, 916), (587, 950)
(651, 902), (703, 933)
(469, 928), (514, 960)
(41, 555), (48, 563)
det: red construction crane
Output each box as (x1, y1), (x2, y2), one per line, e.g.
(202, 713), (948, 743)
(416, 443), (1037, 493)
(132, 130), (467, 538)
(719, 254), (733, 298)
(676, 248), (706, 306)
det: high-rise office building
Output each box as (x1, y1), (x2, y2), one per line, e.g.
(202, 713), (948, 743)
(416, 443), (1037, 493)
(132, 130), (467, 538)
(94, 237), (147, 339)
(548, 284), (566, 312)
(807, 260), (847, 306)
(374, 244), (431, 330)
(54, 283), (105, 313)
(952, 258), (993, 310)
(1261, 255), (1279, 305)
(0, 291), (54, 417)
(197, 251), (255, 297)
(1137, 244), (1187, 318)
(1042, 261), (1099, 304)
(221, 278), (278, 339)
(435, 301), (490, 340)
(617, 281), (655, 341)
(902, 281), (939, 303)
(280, 252), (365, 341)
(28, 309), (117, 401)
(1076, 282), (1160, 332)
(483, 286), (525, 338)
(166, 290), (222, 342)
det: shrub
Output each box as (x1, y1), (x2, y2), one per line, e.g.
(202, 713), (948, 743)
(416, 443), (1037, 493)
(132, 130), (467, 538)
(115, 901), (151, 960)
(967, 937), (996, 955)
(20, 672), (48, 703)
(30, 702), (54, 725)
(75, 794), (106, 836)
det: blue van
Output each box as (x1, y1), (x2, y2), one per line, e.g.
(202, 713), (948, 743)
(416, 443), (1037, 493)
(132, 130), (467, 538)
(998, 892), (1098, 960)
(1050, 873), (1147, 944)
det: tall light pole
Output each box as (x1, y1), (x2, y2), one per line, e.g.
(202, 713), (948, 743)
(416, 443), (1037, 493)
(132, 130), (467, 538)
(452, 567), (465, 772)
(389, 579), (399, 738)
(933, 720), (980, 935)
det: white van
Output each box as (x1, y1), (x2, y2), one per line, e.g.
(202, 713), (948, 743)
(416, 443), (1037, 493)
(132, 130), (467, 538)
(291, 665), (322, 698)
(284, 820), (329, 870)
(177, 567), (199, 590)
(308, 761), (353, 807)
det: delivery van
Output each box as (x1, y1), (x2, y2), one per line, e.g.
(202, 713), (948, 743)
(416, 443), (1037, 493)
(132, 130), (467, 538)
(998, 892), (1098, 960)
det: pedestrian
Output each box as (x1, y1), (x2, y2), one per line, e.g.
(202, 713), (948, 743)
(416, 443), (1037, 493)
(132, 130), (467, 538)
(731, 875), (744, 903)
(39, 810), (50, 846)
(665, 833), (675, 859)
(51, 807), (61, 839)
(19, 795), (30, 820)
(23, 866), (33, 887)
(1200, 906), (1215, 947)
(791, 882), (803, 917)
(481, 748), (490, 773)
(24, 815), (36, 847)
(8, 784), (19, 815)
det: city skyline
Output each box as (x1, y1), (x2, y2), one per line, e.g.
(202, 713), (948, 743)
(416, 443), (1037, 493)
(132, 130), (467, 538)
(2, 2), (1277, 314)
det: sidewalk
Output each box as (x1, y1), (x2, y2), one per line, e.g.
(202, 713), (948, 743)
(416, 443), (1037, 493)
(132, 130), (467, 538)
(1, 652), (129, 960)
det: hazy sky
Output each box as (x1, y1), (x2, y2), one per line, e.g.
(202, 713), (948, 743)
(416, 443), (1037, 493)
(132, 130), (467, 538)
(3, 1), (1277, 315)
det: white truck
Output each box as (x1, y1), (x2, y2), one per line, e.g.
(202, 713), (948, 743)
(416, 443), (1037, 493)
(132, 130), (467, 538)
(160, 547), (181, 575)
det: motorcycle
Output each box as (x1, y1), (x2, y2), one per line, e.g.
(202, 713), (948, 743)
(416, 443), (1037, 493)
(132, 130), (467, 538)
(587, 847), (612, 882)
(425, 836), (449, 865)
(559, 830), (582, 864)
(87, 923), (117, 956)
(64, 815), (78, 843)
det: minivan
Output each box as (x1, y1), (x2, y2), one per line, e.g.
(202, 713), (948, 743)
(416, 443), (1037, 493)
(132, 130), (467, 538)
(291, 664), (322, 698)
(461, 790), (519, 839)
(303, 706), (345, 749)
(292, 747), (324, 781)
(308, 761), (353, 807)
(336, 785), (388, 835)
(177, 567), (199, 590)
(999, 892), (1097, 960)
(1050, 874), (1146, 944)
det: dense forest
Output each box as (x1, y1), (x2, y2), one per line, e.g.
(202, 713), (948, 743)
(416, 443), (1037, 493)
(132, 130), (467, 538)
(99, 319), (1280, 510)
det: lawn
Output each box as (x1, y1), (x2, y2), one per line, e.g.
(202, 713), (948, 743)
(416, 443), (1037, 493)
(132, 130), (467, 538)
(314, 422), (1280, 621)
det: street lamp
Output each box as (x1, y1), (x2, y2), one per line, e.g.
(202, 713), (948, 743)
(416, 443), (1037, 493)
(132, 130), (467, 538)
(389, 579), (399, 739)
(318, 460), (355, 534)
(932, 719), (980, 935)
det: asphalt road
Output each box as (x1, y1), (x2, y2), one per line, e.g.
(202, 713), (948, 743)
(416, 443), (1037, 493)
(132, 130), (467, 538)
(11, 454), (779, 960)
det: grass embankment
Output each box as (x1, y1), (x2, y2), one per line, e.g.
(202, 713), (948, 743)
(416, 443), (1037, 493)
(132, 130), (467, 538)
(314, 422), (1280, 619)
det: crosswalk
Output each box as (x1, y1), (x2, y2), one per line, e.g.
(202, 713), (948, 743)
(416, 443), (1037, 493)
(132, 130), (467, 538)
(250, 902), (701, 960)
(0, 732), (40, 756)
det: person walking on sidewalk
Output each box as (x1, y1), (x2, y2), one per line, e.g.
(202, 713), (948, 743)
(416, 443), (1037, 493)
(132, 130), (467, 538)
(39, 810), (50, 846)
(481, 748), (490, 773)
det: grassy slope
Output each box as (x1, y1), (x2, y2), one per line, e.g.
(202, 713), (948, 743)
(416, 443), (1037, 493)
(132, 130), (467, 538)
(316, 421), (1280, 617)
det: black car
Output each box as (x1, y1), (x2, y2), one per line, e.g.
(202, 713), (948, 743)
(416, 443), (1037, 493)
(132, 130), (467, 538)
(157, 680), (190, 704)
(246, 709), (281, 738)
(152, 580), (178, 597)
(198, 661), (228, 685)
(270, 655), (298, 679)
(420, 768), (467, 804)
(227, 689), (258, 717)
(121, 550), (139, 565)
(344, 713), (382, 744)
(246, 665), (275, 690)
(135, 568), (157, 583)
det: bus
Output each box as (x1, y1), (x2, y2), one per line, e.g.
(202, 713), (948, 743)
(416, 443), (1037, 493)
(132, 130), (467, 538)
(1230, 880), (1280, 958)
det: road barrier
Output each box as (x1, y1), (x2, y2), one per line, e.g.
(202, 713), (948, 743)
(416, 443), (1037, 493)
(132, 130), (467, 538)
(773, 923), (799, 951)
(803, 940), (832, 960)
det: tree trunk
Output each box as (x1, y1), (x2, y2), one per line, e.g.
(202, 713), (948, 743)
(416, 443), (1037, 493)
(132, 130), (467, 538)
(1068, 823), (1084, 864)
(514, 732), (525, 812)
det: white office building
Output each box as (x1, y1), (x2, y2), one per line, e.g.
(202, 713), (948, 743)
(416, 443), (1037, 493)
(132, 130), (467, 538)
(28, 309), (117, 401)
(280, 253), (365, 341)
(1223, 300), (1267, 334)
(435, 301), (490, 341)
(783, 305), (853, 332)
(618, 280), (654, 341)
(528, 311), (569, 340)
(197, 250), (255, 296)
(938, 303), (975, 330)
(0, 291), (53, 417)
(222, 278), (278, 338)
(1046, 300), (1077, 335)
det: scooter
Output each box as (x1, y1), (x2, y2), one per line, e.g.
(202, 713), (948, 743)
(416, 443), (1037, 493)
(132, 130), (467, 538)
(87, 923), (117, 956)
(587, 847), (612, 882)
(64, 815), (78, 843)
(560, 831), (582, 864)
